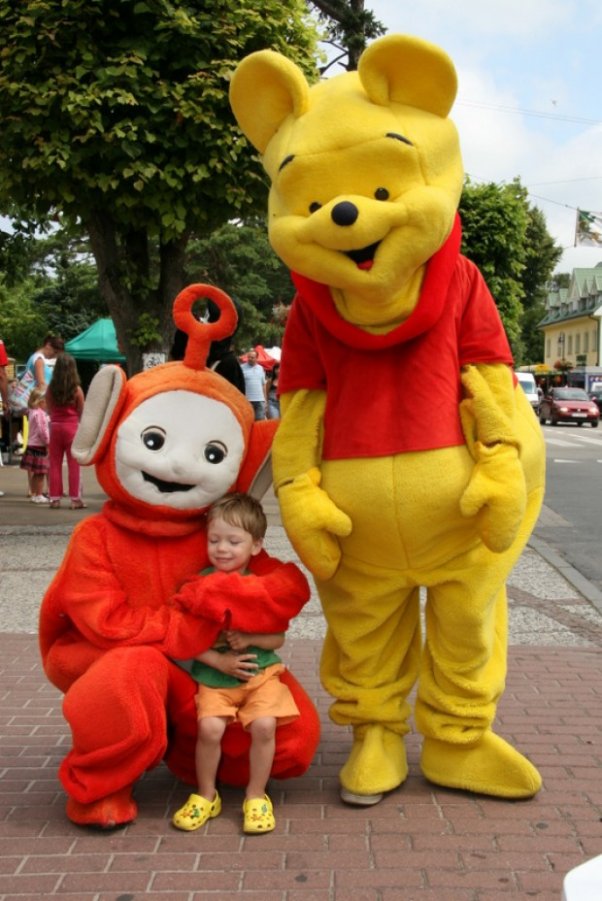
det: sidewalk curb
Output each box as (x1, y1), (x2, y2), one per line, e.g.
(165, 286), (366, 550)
(529, 534), (602, 615)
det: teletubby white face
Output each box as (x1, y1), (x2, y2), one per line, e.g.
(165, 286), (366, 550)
(114, 391), (246, 510)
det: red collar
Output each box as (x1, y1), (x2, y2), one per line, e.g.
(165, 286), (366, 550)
(291, 214), (462, 349)
(102, 500), (207, 537)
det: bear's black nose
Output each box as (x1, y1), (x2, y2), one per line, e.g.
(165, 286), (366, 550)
(331, 201), (358, 227)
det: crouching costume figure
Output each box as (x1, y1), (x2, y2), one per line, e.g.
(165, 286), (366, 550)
(39, 285), (319, 827)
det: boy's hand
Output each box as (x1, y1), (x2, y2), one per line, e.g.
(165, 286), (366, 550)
(218, 651), (258, 681)
(224, 629), (249, 652)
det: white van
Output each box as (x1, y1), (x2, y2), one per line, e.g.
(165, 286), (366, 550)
(515, 371), (539, 412)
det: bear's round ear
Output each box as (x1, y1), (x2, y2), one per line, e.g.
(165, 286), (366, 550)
(229, 50), (309, 153)
(72, 365), (128, 465)
(359, 34), (457, 117)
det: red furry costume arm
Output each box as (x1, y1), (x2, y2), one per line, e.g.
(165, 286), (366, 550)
(40, 517), (221, 662)
(172, 549), (310, 634)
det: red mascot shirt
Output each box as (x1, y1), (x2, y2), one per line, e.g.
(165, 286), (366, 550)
(278, 218), (514, 459)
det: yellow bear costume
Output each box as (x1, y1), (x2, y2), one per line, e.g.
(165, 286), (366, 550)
(230, 34), (545, 804)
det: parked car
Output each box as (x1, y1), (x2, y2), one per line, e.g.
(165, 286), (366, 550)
(588, 385), (602, 414)
(539, 387), (599, 427)
(515, 371), (539, 412)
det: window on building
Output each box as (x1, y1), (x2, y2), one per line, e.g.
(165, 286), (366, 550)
(546, 338), (551, 358)
(576, 334), (581, 354)
(584, 332), (589, 353)
(568, 334), (573, 354)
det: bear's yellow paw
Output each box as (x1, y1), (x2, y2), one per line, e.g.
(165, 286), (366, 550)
(420, 731), (542, 798)
(340, 724), (407, 805)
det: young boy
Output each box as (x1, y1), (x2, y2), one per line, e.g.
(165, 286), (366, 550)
(172, 493), (303, 835)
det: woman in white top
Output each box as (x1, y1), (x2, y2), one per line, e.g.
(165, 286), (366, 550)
(26, 335), (64, 391)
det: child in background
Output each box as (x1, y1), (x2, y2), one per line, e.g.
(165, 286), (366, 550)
(20, 388), (50, 504)
(45, 352), (86, 510)
(172, 493), (304, 835)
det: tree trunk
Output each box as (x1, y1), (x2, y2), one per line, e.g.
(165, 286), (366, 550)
(159, 233), (189, 353)
(86, 211), (189, 374)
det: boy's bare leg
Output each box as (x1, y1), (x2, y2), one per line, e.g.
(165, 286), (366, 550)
(196, 716), (227, 799)
(246, 716), (276, 799)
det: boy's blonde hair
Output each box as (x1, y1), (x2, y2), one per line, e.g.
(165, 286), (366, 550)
(208, 493), (267, 541)
(28, 387), (46, 409)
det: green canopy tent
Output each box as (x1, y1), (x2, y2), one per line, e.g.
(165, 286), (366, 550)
(65, 319), (126, 363)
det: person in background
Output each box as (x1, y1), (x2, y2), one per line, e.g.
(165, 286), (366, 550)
(0, 338), (9, 495)
(266, 362), (280, 419)
(241, 349), (267, 420)
(25, 335), (64, 392)
(171, 300), (245, 394)
(20, 388), (50, 504)
(45, 352), (86, 510)
(0, 337), (9, 415)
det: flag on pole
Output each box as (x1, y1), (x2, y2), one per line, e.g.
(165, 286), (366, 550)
(575, 210), (602, 247)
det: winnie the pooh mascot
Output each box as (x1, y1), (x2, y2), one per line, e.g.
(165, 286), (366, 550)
(229, 35), (545, 804)
(39, 285), (320, 827)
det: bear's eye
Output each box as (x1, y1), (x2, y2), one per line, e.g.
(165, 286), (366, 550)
(141, 427), (166, 451)
(309, 201), (322, 214)
(375, 188), (389, 201)
(204, 442), (227, 464)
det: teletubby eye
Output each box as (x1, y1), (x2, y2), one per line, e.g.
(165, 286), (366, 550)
(204, 442), (227, 464)
(309, 201), (322, 214)
(374, 187), (389, 201)
(141, 427), (166, 451)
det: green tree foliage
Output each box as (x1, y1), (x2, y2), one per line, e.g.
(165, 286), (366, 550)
(0, 0), (320, 372)
(459, 178), (561, 363)
(310, 0), (385, 72)
(520, 206), (562, 363)
(186, 220), (295, 351)
(0, 225), (106, 360)
(0, 279), (48, 362)
(0, 228), (38, 288)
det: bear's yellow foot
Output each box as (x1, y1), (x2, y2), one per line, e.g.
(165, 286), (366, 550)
(340, 724), (408, 805)
(420, 731), (542, 798)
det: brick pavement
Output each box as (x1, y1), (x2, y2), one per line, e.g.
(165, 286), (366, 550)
(1, 631), (601, 900)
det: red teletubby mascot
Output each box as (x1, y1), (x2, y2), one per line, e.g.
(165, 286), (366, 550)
(39, 285), (320, 828)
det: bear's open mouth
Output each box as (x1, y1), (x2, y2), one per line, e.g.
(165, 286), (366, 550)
(142, 471), (195, 493)
(344, 241), (380, 270)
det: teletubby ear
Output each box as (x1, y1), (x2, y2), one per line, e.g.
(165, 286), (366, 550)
(229, 50), (309, 153)
(72, 365), (128, 465)
(236, 420), (279, 499)
(358, 34), (457, 117)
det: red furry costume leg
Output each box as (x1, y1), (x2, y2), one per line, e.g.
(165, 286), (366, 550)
(59, 646), (320, 827)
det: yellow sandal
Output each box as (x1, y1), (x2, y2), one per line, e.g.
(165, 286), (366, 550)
(242, 794), (275, 834)
(172, 792), (221, 831)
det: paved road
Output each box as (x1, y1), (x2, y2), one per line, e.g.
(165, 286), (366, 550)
(534, 423), (602, 596)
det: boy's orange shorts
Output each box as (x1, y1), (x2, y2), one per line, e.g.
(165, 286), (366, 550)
(195, 664), (300, 729)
